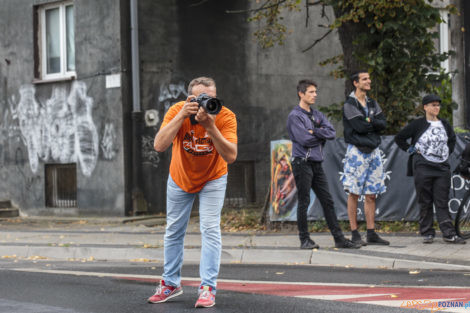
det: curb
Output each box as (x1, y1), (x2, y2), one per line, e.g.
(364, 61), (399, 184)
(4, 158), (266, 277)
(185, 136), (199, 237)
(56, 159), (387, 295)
(2, 245), (469, 271)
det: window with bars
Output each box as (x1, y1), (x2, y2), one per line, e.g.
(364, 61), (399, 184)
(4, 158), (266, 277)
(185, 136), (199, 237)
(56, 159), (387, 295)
(45, 163), (77, 208)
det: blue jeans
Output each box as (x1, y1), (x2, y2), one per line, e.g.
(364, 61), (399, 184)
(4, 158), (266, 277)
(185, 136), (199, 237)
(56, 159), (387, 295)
(162, 174), (227, 294)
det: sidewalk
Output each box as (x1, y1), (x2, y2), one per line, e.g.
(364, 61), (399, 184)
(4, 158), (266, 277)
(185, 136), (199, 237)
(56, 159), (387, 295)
(1, 216), (470, 271)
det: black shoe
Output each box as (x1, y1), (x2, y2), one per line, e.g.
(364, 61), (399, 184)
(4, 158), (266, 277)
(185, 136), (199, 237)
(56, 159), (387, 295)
(366, 232), (390, 245)
(351, 237), (367, 246)
(422, 235), (434, 244)
(443, 235), (466, 244)
(351, 232), (367, 246)
(300, 238), (320, 249)
(335, 239), (361, 249)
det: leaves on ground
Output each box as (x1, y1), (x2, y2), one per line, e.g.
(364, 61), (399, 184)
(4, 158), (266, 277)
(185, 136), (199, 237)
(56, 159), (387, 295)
(220, 209), (266, 232)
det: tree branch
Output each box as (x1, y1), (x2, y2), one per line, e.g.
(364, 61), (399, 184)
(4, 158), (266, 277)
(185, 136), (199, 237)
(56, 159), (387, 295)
(320, 3), (329, 20)
(301, 29), (333, 52)
(189, 0), (210, 7)
(305, 0), (310, 27)
(226, 0), (287, 14)
(307, 0), (322, 6)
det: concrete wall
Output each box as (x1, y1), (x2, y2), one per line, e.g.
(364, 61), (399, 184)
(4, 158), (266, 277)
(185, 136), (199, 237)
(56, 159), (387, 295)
(138, 0), (345, 212)
(450, 0), (466, 128)
(0, 0), (127, 215)
(244, 3), (345, 203)
(138, 0), (251, 212)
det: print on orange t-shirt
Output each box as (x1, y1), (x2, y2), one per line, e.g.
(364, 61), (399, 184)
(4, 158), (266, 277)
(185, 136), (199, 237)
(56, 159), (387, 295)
(160, 101), (238, 193)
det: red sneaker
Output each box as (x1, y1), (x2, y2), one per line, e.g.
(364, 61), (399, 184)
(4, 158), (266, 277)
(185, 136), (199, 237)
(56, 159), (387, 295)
(148, 280), (183, 303)
(194, 286), (216, 308)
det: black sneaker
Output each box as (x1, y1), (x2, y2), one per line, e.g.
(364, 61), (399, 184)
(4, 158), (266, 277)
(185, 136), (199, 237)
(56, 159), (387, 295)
(351, 232), (367, 246)
(335, 239), (361, 249)
(443, 235), (466, 244)
(352, 237), (367, 246)
(366, 232), (390, 245)
(422, 235), (434, 244)
(300, 238), (320, 249)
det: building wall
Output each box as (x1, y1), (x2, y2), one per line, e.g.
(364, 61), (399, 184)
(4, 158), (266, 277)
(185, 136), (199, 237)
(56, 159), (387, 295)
(1, 0), (464, 216)
(138, 0), (344, 212)
(0, 0), (127, 215)
(450, 0), (466, 128)
(244, 3), (345, 204)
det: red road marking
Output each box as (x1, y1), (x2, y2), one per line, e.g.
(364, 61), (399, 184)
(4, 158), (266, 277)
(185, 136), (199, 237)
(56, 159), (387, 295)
(117, 276), (470, 304)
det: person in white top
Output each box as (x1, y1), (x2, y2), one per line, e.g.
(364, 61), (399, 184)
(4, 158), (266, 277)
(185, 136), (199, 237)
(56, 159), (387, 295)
(395, 94), (465, 244)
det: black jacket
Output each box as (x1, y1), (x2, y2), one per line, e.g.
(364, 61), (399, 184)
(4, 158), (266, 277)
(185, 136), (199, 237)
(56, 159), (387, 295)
(342, 93), (387, 153)
(394, 117), (456, 176)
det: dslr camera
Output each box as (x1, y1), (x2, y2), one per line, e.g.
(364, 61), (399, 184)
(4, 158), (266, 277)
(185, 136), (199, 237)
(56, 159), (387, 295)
(190, 93), (223, 124)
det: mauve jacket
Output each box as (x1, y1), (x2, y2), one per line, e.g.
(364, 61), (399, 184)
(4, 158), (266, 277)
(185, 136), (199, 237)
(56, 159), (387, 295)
(286, 106), (335, 162)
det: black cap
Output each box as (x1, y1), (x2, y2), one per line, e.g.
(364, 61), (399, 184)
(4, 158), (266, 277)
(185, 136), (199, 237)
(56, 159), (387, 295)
(422, 94), (441, 105)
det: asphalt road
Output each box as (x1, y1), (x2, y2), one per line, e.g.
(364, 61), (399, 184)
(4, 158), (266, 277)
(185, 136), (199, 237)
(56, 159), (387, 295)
(1, 259), (467, 313)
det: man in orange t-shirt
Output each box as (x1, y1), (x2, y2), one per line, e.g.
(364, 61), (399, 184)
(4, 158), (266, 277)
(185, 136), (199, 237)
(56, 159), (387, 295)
(148, 77), (237, 308)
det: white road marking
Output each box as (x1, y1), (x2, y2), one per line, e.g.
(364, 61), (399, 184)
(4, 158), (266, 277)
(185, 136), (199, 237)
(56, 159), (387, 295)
(297, 294), (392, 300)
(3, 267), (469, 290)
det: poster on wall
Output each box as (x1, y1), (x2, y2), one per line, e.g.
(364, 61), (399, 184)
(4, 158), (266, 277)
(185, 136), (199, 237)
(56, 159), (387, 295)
(269, 135), (470, 222)
(269, 140), (315, 221)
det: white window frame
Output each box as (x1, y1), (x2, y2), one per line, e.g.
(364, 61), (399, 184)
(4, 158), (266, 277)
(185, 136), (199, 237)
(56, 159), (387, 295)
(439, 10), (450, 73)
(39, 1), (75, 80)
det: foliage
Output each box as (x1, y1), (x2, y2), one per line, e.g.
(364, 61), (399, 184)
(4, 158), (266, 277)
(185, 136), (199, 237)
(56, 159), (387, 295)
(454, 127), (470, 134)
(305, 220), (421, 233)
(247, 0), (302, 48)
(221, 208), (266, 232)
(429, 73), (457, 124)
(248, 0), (458, 134)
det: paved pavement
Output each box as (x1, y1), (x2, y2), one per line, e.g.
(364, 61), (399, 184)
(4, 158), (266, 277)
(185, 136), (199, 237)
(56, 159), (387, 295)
(1, 216), (469, 271)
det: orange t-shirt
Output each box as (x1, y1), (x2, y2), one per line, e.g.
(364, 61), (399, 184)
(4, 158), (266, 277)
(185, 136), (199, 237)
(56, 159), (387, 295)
(160, 101), (238, 193)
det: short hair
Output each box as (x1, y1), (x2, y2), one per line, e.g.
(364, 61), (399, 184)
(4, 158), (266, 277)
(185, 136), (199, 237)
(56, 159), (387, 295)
(297, 79), (318, 96)
(350, 70), (368, 84)
(188, 77), (216, 95)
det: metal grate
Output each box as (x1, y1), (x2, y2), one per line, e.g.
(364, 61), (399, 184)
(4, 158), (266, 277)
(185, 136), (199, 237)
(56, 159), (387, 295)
(45, 163), (77, 208)
(225, 161), (256, 207)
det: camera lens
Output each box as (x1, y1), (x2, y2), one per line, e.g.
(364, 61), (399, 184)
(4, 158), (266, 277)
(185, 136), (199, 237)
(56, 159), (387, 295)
(207, 100), (217, 112)
(204, 98), (222, 114)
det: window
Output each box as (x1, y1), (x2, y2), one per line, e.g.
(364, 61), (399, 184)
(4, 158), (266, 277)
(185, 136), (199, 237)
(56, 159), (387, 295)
(38, 2), (75, 80)
(45, 163), (77, 208)
(439, 10), (450, 73)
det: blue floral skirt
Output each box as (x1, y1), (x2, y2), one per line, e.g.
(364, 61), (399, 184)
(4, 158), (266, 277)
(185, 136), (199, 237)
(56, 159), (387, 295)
(341, 144), (386, 195)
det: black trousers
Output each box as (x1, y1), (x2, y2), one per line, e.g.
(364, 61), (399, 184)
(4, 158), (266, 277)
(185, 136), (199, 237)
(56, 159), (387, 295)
(292, 158), (344, 242)
(413, 156), (456, 237)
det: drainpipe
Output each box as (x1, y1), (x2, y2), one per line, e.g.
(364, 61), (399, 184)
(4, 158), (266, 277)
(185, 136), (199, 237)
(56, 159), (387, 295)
(130, 0), (147, 215)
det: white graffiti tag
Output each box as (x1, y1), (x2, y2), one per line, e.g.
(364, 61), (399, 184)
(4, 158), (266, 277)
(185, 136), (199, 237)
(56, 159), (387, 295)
(142, 135), (160, 168)
(158, 82), (188, 112)
(101, 123), (117, 160)
(16, 82), (99, 177)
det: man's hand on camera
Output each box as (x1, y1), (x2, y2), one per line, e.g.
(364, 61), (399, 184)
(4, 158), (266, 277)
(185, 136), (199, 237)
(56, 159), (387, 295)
(195, 106), (216, 129)
(178, 96), (199, 118)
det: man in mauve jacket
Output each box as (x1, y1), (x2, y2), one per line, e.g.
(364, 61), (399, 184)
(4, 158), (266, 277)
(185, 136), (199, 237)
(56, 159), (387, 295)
(287, 79), (360, 250)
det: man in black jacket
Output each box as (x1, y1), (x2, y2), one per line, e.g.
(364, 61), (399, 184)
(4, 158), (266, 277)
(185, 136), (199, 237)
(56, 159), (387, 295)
(342, 71), (390, 246)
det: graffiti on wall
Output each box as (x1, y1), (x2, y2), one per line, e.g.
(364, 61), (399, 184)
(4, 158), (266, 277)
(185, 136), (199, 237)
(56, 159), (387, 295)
(8, 81), (100, 177)
(0, 95), (22, 144)
(142, 135), (160, 168)
(140, 81), (188, 168)
(158, 81), (188, 112)
(101, 122), (118, 160)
